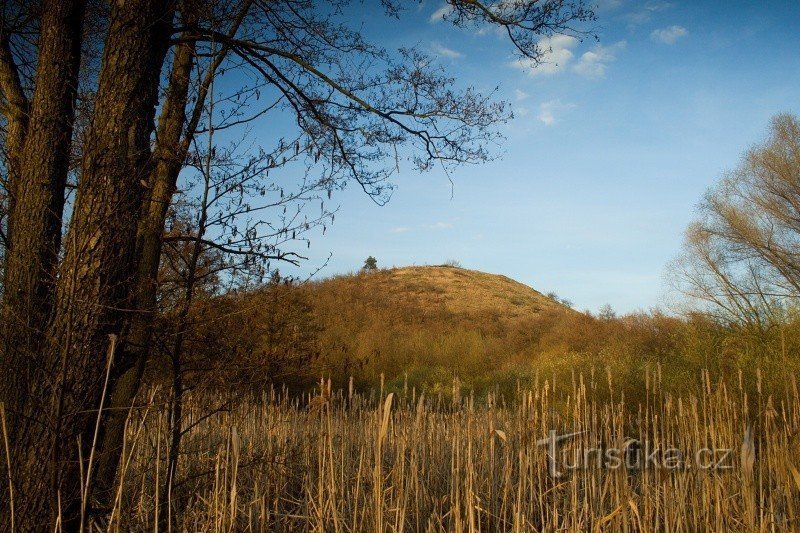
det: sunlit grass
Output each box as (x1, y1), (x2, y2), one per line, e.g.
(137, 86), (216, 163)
(100, 368), (800, 531)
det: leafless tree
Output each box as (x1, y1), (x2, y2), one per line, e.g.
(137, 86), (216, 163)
(672, 114), (800, 331)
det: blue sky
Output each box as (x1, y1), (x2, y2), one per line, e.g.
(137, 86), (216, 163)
(283, 0), (800, 314)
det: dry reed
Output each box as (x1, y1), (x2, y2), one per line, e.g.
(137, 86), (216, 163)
(98, 368), (800, 531)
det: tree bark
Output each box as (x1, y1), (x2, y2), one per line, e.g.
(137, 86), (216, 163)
(4, 0), (174, 528)
(91, 20), (196, 510)
(0, 0), (85, 528)
(92, 0), (253, 512)
(0, 24), (30, 233)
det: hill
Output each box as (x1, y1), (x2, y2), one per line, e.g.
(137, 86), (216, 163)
(309, 264), (566, 326)
(300, 265), (574, 392)
(174, 264), (579, 397)
(184, 264), (800, 400)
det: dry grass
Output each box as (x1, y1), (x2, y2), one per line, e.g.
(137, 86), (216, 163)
(103, 368), (800, 531)
(294, 265), (574, 390)
(306, 265), (564, 329)
(382, 266), (563, 318)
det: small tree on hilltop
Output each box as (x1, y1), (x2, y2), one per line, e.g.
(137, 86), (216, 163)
(599, 304), (616, 320)
(363, 256), (378, 271)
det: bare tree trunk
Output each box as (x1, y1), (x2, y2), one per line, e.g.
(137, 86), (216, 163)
(0, 23), (30, 237)
(0, 32), (29, 229)
(90, 21), (196, 512)
(162, 340), (185, 529)
(0, 0), (85, 527)
(159, 116), (214, 526)
(3, 0), (174, 528)
(2, 0), (84, 398)
(92, 1), (252, 512)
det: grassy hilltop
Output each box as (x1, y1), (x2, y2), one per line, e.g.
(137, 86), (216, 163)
(317, 265), (566, 321)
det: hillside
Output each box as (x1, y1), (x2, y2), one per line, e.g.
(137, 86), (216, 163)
(309, 264), (566, 324)
(300, 265), (574, 392)
(187, 264), (799, 399)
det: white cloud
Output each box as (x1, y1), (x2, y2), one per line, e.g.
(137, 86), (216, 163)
(432, 42), (463, 59)
(573, 41), (626, 78)
(595, 0), (624, 10)
(624, 1), (673, 27)
(537, 100), (576, 126)
(514, 89), (529, 101)
(650, 25), (688, 44)
(475, 24), (506, 37)
(429, 3), (453, 22)
(391, 227), (410, 234)
(511, 34), (579, 77)
(429, 222), (454, 230)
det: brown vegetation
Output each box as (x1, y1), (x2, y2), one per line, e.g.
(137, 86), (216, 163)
(673, 114), (800, 330)
(1, 0), (798, 528)
(0, 2), (596, 527)
(189, 265), (800, 402)
(73, 369), (800, 530)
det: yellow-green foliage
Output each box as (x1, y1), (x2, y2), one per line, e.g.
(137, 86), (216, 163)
(109, 265), (800, 530)
(295, 266), (800, 400)
(301, 265), (568, 392)
(188, 265), (800, 401)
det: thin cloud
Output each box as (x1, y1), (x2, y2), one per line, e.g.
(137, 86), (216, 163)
(573, 41), (626, 78)
(475, 24), (506, 37)
(624, 1), (673, 27)
(429, 3), (453, 22)
(514, 89), (530, 101)
(511, 34), (579, 77)
(429, 222), (454, 230)
(432, 42), (463, 59)
(650, 25), (688, 44)
(595, 0), (625, 10)
(391, 227), (411, 234)
(538, 100), (576, 126)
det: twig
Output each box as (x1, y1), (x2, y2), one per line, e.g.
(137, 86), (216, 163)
(0, 403), (14, 532)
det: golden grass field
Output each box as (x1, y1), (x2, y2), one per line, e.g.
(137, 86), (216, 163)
(104, 367), (800, 531)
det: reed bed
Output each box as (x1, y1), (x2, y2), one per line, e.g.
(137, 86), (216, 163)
(106, 368), (800, 531)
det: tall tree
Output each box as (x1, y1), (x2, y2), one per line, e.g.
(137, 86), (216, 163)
(673, 114), (800, 330)
(1, 0), (173, 527)
(45, 0), (173, 526)
(0, 0), (86, 525)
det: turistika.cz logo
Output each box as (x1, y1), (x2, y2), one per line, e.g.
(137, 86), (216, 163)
(537, 430), (734, 478)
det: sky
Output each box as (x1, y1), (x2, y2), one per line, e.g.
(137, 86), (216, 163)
(281, 0), (800, 314)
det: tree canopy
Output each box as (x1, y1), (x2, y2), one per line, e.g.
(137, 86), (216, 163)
(674, 114), (800, 330)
